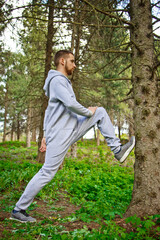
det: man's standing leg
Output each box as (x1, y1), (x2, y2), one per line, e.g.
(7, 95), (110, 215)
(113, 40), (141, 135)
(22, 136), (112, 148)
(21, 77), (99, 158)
(10, 148), (68, 222)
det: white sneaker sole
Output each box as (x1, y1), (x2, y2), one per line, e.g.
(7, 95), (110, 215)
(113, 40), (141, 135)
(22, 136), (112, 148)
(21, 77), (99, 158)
(119, 136), (135, 163)
(10, 217), (36, 223)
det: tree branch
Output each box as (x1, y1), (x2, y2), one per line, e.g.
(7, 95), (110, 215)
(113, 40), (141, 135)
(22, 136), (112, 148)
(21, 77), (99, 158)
(153, 33), (160, 39)
(88, 49), (131, 54)
(151, 1), (160, 8)
(103, 78), (131, 81)
(118, 64), (131, 75)
(54, 20), (130, 28)
(81, 0), (133, 26)
(9, 3), (129, 13)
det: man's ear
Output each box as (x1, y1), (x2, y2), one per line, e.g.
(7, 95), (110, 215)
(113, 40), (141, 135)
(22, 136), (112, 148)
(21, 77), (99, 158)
(60, 57), (66, 66)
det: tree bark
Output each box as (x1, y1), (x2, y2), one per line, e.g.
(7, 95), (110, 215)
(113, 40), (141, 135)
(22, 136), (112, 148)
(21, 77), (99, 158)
(70, 0), (82, 158)
(37, 0), (54, 163)
(26, 104), (31, 147)
(93, 126), (97, 141)
(117, 111), (121, 140)
(31, 127), (37, 142)
(125, 0), (160, 217)
(17, 113), (20, 140)
(31, 105), (38, 142)
(3, 83), (8, 142)
(11, 118), (15, 141)
(97, 129), (100, 146)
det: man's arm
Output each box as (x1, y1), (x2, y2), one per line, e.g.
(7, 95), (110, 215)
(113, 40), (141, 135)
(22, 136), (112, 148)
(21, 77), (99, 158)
(52, 79), (93, 117)
(39, 107), (98, 153)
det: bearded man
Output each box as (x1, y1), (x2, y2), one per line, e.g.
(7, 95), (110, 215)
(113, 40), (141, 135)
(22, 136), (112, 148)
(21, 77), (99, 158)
(11, 50), (135, 222)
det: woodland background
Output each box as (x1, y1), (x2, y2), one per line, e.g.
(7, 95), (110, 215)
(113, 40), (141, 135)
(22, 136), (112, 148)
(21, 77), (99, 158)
(0, 0), (137, 145)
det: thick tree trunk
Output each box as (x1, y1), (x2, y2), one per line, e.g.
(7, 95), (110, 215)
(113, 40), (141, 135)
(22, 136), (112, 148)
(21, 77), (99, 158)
(125, 0), (160, 217)
(37, 0), (54, 163)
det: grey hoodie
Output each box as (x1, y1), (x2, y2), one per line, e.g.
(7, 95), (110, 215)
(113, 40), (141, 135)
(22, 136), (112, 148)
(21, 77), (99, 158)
(43, 70), (93, 145)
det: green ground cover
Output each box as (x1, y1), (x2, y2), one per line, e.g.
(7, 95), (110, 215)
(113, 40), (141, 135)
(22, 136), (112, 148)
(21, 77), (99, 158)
(0, 140), (159, 239)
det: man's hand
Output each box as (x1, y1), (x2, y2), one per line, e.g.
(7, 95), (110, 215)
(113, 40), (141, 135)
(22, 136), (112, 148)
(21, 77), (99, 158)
(88, 106), (98, 114)
(39, 137), (46, 152)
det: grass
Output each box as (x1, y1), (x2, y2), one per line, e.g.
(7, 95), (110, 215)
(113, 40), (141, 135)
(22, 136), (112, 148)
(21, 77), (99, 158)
(0, 140), (159, 239)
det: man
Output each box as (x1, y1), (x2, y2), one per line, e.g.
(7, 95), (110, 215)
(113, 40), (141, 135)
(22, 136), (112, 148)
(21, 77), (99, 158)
(11, 50), (135, 222)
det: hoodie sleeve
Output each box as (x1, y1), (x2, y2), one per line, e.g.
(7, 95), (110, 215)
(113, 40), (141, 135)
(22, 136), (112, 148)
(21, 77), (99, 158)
(43, 109), (49, 135)
(51, 78), (93, 117)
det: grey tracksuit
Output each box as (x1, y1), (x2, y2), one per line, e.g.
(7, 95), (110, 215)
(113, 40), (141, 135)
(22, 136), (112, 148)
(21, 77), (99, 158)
(15, 70), (121, 211)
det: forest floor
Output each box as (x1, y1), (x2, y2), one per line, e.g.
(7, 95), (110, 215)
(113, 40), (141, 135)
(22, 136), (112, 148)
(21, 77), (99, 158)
(0, 140), (160, 239)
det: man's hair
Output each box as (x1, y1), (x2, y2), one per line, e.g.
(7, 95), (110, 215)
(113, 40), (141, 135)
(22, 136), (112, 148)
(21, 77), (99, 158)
(54, 50), (74, 67)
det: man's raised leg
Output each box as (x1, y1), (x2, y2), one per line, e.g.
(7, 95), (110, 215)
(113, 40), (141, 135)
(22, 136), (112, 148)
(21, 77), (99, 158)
(73, 107), (135, 162)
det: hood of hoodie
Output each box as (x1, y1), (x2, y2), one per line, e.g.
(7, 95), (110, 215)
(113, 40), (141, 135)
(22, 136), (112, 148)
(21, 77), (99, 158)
(43, 70), (71, 97)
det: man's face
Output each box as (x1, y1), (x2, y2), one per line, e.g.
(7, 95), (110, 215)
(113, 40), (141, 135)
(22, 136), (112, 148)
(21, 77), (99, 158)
(64, 54), (76, 75)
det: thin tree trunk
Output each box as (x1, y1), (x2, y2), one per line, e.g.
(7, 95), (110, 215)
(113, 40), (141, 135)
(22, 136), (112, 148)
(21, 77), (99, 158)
(118, 119), (121, 140)
(17, 113), (20, 140)
(26, 105), (31, 147)
(3, 83), (8, 142)
(70, 0), (81, 159)
(97, 129), (100, 146)
(37, 0), (54, 163)
(125, 0), (160, 217)
(129, 121), (134, 138)
(117, 111), (121, 140)
(70, 143), (77, 158)
(31, 127), (37, 142)
(11, 119), (14, 141)
(94, 126), (97, 141)
(31, 106), (37, 142)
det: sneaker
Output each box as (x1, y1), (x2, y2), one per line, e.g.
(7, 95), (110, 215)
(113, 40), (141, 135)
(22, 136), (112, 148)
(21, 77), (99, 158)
(114, 136), (135, 163)
(10, 209), (36, 223)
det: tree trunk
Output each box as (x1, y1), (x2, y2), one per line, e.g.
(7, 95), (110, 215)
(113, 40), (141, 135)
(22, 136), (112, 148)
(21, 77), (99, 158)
(26, 105), (31, 147)
(37, 0), (54, 163)
(31, 127), (37, 142)
(93, 126), (97, 141)
(31, 106), (37, 142)
(128, 100), (134, 138)
(125, 0), (160, 217)
(17, 113), (20, 140)
(70, 142), (77, 158)
(117, 112), (121, 140)
(97, 129), (100, 146)
(129, 121), (134, 138)
(70, 0), (81, 159)
(3, 83), (8, 142)
(11, 119), (14, 141)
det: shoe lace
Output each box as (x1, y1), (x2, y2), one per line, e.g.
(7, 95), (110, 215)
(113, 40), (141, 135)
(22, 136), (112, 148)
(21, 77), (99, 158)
(20, 210), (29, 217)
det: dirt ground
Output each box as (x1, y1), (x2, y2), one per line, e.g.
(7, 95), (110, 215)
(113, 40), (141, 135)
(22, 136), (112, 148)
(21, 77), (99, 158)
(1, 193), (160, 239)
(0, 193), (101, 239)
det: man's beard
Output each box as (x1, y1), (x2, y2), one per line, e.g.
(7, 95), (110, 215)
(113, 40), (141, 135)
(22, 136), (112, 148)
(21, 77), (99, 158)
(65, 63), (73, 75)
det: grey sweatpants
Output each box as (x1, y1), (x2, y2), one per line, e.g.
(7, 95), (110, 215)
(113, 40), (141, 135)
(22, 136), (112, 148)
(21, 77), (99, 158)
(15, 107), (121, 211)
